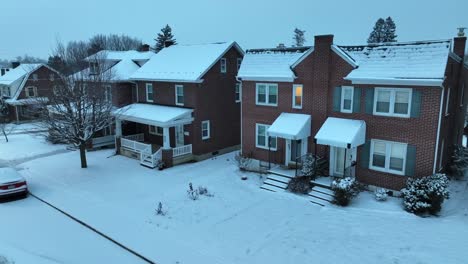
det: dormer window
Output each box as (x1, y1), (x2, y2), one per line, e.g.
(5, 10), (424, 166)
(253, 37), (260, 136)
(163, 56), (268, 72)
(0, 86), (11, 97)
(90, 62), (99, 74)
(220, 58), (227, 73)
(32, 74), (38, 81)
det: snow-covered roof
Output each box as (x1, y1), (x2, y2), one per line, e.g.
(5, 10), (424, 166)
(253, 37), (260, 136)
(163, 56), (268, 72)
(315, 117), (366, 148)
(85, 50), (154, 62)
(267, 113), (311, 140)
(337, 40), (451, 86)
(114, 103), (194, 127)
(5, 97), (48, 106)
(237, 46), (313, 82)
(0, 64), (42, 86)
(131, 41), (243, 82)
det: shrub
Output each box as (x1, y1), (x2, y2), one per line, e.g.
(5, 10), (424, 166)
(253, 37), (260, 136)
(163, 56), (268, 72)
(198, 186), (214, 197)
(402, 174), (450, 215)
(234, 151), (253, 171)
(155, 202), (166, 216)
(300, 154), (316, 177)
(448, 145), (468, 180)
(287, 176), (313, 194)
(374, 188), (388, 201)
(331, 177), (360, 206)
(187, 183), (199, 200)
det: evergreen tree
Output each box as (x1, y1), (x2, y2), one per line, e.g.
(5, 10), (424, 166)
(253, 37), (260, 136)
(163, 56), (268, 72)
(154, 24), (177, 53)
(47, 55), (68, 74)
(367, 18), (386, 44)
(383, 17), (397, 42)
(293, 28), (306, 47)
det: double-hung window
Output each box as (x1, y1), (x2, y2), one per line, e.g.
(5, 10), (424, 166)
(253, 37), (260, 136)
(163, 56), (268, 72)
(374, 88), (412, 117)
(175, 85), (184, 106)
(220, 58), (227, 73)
(370, 139), (407, 175)
(149, 125), (163, 136)
(104, 85), (112, 103)
(201, 120), (210, 140)
(25, 86), (37, 97)
(32, 74), (38, 81)
(1, 87), (10, 97)
(340, 86), (354, 113)
(256, 83), (278, 106)
(235, 83), (241, 103)
(255, 124), (277, 150)
(292, 84), (303, 109)
(146, 83), (154, 102)
(237, 58), (242, 71)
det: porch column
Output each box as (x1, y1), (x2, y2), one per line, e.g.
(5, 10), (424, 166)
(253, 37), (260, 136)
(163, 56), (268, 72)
(115, 118), (122, 137)
(163, 126), (171, 149)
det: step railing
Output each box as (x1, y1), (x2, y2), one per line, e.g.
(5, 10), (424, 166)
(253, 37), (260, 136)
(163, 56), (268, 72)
(173, 144), (192, 157)
(140, 148), (162, 168)
(121, 137), (151, 154)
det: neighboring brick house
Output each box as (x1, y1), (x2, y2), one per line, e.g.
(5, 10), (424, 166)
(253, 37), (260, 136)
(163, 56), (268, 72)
(113, 41), (244, 168)
(238, 34), (467, 190)
(0, 63), (59, 122)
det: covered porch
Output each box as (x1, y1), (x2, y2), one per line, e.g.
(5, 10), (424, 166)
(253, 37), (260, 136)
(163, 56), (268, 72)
(314, 117), (366, 178)
(114, 103), (194, 168)
(266, 113), (312, 168)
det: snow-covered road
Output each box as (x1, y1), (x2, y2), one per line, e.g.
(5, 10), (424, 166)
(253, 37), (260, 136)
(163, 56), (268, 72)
(0, 197), (147, 264)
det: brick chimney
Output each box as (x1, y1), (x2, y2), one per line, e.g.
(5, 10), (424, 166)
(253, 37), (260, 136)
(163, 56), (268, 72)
(139, 44), (150, 52)
(11, 62), (20, 69)
(453, 36), (466, 58)
(314, 34), (334, 48)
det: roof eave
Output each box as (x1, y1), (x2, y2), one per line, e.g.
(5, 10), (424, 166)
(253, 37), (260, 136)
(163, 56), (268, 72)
(129, 77), (203, 84)
(237, 76), (295, 82)
(331, 45), (359, 68)
(346, 77), (444, 87)
(291, 47), (315, 69)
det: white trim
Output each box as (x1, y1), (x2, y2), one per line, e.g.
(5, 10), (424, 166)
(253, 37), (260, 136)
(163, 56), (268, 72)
(175, 84), (184, 106)
(255, 123), (277, 151)
(145, 83), (153, 102)
(369, 139), (408, 176)
(433, 86), (445, 174)
(290, 47), (315, 69)
(256, 83), (278, 106)
(201, 120), (210, 140)
(237, 58), (242, 71)
(149, 125), (163, 136)
(331, 45), (358, 68)
(240, 76), (295, 82)
(292, 84), (303, 109)
(104, 84), (112, 103)
(373, 87), (412, 118)
(131, 78), (204, 84)
(235, 83), (241, 103)
(24, 86), (37, 97)
(220, 58), (227, 73)
(445, 86), (451, 116)
(460, 83), (465, 107)
(195, 41), (244, 81)
(340, 86), (354, 113)
(346, 77), (444, 87)
(240, 80), (243, 153)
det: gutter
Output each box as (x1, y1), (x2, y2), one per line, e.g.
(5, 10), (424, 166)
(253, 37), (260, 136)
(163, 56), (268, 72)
(433, 85), (445, 174)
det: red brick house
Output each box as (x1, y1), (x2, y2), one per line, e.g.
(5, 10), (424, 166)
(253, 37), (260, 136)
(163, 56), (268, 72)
(113, 41), (244, 168)
(0, 63), (59, 122)
(238, 34), (467, 190)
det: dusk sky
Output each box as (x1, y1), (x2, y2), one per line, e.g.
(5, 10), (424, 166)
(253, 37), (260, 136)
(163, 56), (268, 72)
(0, 0), (467, 60)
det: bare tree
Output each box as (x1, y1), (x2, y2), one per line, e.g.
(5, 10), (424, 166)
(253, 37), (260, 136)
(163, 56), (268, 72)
(39, 47), (116, 168)
(0, 97), (13, 142)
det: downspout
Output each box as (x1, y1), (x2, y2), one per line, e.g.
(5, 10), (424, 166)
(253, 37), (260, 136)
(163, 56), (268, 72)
(15, 105), (19, 123)
(433, 85), (445, 174)
(236, 76), (243, 154)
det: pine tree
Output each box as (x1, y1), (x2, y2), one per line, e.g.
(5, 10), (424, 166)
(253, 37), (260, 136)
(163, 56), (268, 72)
(154, 24), (177, 53)
(383, 17), (397, 42)
(293, 28), (306, 47)
(367, 18), (386, 44)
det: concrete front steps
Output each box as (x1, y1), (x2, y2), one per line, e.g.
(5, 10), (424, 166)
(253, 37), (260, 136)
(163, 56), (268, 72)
(261, 170), (335, 206)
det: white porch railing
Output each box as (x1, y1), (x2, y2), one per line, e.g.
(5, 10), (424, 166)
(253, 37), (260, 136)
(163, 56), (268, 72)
(140, 149), (163, 168)
(123, 133), (144, 142)
(173, 144), (192, 157)
(121, 138), (151, 154)
(91, 135), (115, 148)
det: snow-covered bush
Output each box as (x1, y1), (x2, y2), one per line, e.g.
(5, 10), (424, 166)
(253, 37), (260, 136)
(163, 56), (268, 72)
(155, 202), (166, 216)
(187, 183), (199, 200)
(402, 174), (450, 215)
(287, 176), (312, 194)
(0, 256), (14, 264)
(234, 152), (253, 171)
(374, 188), (388, 201)
(331, 177), (360, 206)
(198, 186), (214, 197)
(448, 145), (468, 180)
(300, 154), (316, 177)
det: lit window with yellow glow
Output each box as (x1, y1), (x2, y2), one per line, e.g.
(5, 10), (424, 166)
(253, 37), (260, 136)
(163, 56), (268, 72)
(293, 84), (303, 109)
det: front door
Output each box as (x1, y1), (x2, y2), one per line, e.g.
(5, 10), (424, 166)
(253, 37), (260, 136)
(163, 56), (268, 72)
(330, 147), (357, 177)
(291, 139), (302, 162)
(175, 125), (184, 147)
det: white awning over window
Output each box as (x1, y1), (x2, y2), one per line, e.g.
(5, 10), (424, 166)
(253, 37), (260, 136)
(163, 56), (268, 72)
(267, 113), (311, 140)
(315, 117), (366, 148)
(114, 103), (193, 127)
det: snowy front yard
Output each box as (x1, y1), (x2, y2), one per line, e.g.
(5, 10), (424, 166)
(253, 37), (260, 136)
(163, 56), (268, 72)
(12, 149), (468, 264)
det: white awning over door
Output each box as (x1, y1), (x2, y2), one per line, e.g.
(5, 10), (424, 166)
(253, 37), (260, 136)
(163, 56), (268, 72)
(267, 113), (311, 140)
(315, 117), (366, 148)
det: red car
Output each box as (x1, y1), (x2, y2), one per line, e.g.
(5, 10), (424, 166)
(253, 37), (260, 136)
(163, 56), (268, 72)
(0, 168), (28, 200)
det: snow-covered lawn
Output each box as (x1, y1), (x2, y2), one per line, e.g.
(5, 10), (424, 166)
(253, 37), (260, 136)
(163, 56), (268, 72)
(0, 133), (67, 164)
(0, 197), (146, 264)
(16, 149), (468, 264)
